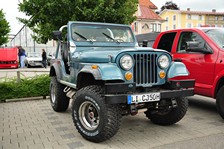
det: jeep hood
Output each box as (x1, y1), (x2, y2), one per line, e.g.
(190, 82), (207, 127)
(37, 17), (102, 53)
(73, 47), (164, 63)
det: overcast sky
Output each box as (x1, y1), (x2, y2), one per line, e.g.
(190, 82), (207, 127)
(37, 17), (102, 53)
(1, 0), (224, 35)
(0, 0), (27, 35)
(151, 0), (224, 12)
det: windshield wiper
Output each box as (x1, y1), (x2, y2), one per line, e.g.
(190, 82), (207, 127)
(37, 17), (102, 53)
(102, 33), (120, 44)
(74, 32), (93, 43)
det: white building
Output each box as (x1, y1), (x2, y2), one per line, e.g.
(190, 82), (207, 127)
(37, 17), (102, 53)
(8, 25), (56, 54)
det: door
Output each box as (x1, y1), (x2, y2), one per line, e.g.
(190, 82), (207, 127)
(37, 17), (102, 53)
(173, 31), (217, 96)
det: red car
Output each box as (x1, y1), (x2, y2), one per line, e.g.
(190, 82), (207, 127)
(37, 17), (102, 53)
(0, 47), (19, 68)
(153, 28), (224, 119)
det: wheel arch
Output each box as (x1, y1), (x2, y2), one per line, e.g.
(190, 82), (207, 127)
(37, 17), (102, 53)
(77, 72), (104, 90)
(49, 63), (62, 80)
(50, 66), (56, 76)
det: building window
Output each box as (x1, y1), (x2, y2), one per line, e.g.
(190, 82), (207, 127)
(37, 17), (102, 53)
(158, 24), (161, 32)
(173, 25), (176, 29)
(134, 22), (138, 32)
(173, 15), (176, 21)
(151, 24), (157, 32)
(187, 23), (192, 28)
(151, 23), (157, 32)
(166, 26), (169, 31)
(166, 17), (169, 21)
(188, 14), (191, 19)
(199, 15), (202, 20)
(215, 16), (219, 20)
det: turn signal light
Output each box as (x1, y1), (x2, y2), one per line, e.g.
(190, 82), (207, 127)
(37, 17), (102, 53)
(125, 72), (133, 81)
(159, 70), (166, 79)
(91, 65), (98, 69)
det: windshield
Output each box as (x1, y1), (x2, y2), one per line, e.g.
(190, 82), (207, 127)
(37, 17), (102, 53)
(203, 28), (224, 49)
(71, 24), (134, 43)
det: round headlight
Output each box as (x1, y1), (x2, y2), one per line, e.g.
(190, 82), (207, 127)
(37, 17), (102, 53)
(158, 55), (170, 69)
(120, 55), (133, 70)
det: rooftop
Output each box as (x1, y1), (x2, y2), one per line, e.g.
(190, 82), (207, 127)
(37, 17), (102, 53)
(138, 5), (164, 21)
(161, 8), (224, 15)
(138, 0), (157, 9)
(180, 10), (224, 15)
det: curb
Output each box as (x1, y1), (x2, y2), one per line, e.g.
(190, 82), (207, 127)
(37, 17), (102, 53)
(1, 96), (50, 103)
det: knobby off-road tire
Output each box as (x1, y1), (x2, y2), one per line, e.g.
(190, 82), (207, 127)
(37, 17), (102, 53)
(216, 86), (224, 119)
(50, 77), (70, 112)
(72, 85), (122, 143)
(145, 97), (188, 126)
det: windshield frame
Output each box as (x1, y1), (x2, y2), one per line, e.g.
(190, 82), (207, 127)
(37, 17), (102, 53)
(69, 22), (137, 47)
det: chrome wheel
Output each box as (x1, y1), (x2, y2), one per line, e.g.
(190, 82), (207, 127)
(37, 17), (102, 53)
(78, 101), (100, 131)
(50, 83), (56, 104)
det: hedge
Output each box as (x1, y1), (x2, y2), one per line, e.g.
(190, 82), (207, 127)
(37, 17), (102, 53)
(0, 74), (50, 101)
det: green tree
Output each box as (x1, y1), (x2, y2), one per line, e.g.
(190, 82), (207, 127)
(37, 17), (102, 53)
(18, 0), (138, 44)
(0, 9), (10, 46)
(160, 1), (179, 12)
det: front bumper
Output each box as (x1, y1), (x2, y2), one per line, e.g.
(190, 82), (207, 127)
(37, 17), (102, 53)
(0, 64), (18, 68)
(28, 61), (42, 66)
(104, 80), (195, 104)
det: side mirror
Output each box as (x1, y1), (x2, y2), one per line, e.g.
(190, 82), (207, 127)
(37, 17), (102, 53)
(52, 31), (62, 40)
(186, 41), (212, 54)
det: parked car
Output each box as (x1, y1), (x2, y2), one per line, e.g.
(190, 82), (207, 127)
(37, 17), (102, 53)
(0, 47), (19, 68)
(49, 21), (194, 142)
(153, 27), (224, 119)
(47, 52), (55, 66)
(25, 52), (42, 67)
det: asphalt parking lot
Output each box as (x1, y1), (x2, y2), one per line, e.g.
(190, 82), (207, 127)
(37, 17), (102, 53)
(1, 95), (224, 149)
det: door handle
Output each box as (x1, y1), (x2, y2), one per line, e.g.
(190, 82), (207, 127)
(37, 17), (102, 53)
(174, 58), (182, 62)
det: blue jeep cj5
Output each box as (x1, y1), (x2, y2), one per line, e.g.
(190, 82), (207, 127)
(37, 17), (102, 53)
(49, 21), (195, 142)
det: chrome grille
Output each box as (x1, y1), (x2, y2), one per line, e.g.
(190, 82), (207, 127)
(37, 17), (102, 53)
(133, 54), (158, 86)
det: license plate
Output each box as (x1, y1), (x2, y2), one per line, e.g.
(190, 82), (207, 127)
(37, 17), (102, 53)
(127, 93), (160, 104)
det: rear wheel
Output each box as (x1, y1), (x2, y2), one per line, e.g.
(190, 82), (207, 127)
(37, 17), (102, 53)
(72, 85), (121, 142)
(216, 86), (224, 119)
(145, 97), (188, 125)
(50, 77), (70, 112)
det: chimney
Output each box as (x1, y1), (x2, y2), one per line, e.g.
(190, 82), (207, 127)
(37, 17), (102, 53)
(212, 9), (216, 13)
(187, 8), (190, 11)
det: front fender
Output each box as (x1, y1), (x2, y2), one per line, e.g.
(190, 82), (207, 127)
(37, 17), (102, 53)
(49, 60), (67, 80)
(79, 63), (124, 81)
(98, 63), (124, 81)
(167, 62), (189, 79)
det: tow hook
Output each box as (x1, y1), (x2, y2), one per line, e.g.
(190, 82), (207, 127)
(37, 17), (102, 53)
(63, 87), (76, 99)
(130, 104), (138, 116)
(171, 98), (178, 108)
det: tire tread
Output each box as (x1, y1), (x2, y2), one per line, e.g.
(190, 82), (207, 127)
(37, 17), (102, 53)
(50, 77), (70, 112)
(72, 85), (121, 142)
(145, 97), (188, 126)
